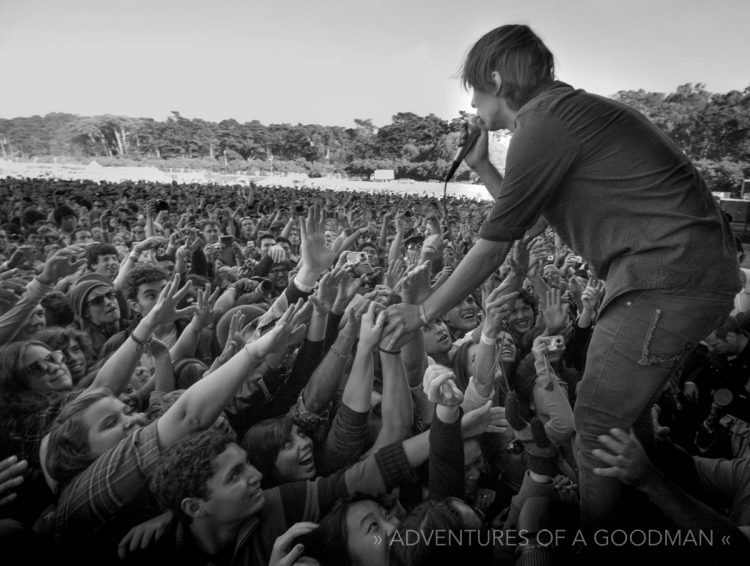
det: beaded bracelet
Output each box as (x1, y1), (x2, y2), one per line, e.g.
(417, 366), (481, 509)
(330, 345), (351, 359)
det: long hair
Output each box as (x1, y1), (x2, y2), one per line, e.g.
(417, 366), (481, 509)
(33, 326), (95, 380)
(45, 387), (113, 485)
(240, 414), (294, 488)
(297, 493), (394, 566)
(461, 24), (555, 111)
(0, 340), (60, 393)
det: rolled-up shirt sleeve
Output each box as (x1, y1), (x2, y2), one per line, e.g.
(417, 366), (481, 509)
(479, 109), (579, 242)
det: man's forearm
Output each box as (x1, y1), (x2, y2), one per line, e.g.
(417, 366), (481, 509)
(423, 238), (512, 321)
(473, 161), (504, 200)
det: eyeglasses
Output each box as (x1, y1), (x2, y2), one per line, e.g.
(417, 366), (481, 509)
(87, 290), (116, 307)
(24, 350), (65, 378)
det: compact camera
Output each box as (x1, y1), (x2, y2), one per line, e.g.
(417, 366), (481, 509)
(346, 251), (374, 276)
(543, 335), (566, 362)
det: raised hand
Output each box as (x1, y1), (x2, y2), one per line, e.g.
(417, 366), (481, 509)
(358, 301), (386, 352)
(332, 269), (363, 314)
(384, 258), (406, 290)
(525, 237), (550, 278)
(338, 296), (372, 341)
(581, 278), (605, 311)
(400, 261), (432, 305)
(423, 365), (464, 407)
(144, 273), (197, 328)
(542, 287), (569, 335)
(308, 267), (344, 315)
(5, 245), (38, 270)
(245, 299), (307, 357)
(38, 245), (88, 285)
(268, 244), (288, 264)
(299, 205), (341, 275)
(193, 284), (220, 327)
(483, 285), (520, 339)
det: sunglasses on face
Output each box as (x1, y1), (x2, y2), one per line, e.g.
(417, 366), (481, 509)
(24, 350), (65, 378)
(87, 290), (116, 307)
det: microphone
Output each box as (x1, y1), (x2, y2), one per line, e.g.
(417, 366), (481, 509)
(444, 125), (481, 183)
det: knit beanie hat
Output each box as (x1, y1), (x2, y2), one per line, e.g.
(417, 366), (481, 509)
(67, 274), (113, 321)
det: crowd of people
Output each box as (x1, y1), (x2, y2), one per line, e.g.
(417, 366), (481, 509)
(0, 172), (747, 565)
(2, 22), (750, 566)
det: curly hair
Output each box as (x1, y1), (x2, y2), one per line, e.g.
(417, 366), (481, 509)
(123, 264), (167, 301)
(151, 430), (236, 523)
(32, 326), (95, 377)
(86, 243), (118, 268)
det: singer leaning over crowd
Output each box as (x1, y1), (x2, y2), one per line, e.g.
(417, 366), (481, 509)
(383, 24), (741, 531)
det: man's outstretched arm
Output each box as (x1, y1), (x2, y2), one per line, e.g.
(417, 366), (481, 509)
(384, 238), (512, 337)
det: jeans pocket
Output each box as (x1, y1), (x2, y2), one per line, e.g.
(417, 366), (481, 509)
(636, 308), (691, 367)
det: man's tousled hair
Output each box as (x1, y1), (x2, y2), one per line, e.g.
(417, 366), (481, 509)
(461, 24), (555, 111)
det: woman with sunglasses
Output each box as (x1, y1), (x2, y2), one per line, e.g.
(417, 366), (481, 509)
(0, 275), (198, 526)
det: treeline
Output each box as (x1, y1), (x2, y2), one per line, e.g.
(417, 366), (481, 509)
(0, 83), (748, 188)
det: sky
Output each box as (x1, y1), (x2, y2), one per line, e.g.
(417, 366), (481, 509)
(0, 0), (748, 128)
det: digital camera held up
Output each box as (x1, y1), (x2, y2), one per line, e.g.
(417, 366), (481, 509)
(345, 251), (374, 277)
(543, 335), (566, 362)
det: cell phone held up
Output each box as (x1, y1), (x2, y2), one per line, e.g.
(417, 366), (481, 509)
(345, 251), (373, 277)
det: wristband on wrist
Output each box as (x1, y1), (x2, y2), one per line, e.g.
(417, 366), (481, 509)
(293, 275), (314, 293)
(379, 347), (401, 355)
(131, 332), (153, 347)
(418, 304), (431, 327)
(480, 333), (496, 346)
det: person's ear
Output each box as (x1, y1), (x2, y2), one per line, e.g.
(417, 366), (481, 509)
(490, 71), (503, 96)
(181, 497), (206, 519)
(726, 332), (738, 345)
(128, 299), (142, 315)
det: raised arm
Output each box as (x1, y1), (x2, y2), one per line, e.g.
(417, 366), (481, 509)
(91, 274), (198, 395)
(473, 284), (519, 398)
(157, 300), (306, 449)
(0, 247), (86, 343)
(384, 238), (513, 339)
(168, 284), (220, 362)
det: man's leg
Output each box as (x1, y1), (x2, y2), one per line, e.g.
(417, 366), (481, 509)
(574, 289), (733, 529)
